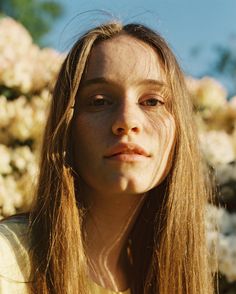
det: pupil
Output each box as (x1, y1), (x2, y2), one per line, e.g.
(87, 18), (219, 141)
(94, 99), (105, 105)
(148, 99), (157, 106)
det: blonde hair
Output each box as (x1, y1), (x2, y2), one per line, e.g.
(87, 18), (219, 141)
(29, 22), (216, 293)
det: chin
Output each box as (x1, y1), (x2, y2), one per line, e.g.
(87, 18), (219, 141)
(105, 177), (161, 195)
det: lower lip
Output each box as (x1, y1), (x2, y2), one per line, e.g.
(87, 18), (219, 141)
(105, 154), (148, 162)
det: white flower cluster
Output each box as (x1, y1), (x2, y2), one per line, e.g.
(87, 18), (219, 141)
(0, 90), (51, 144)
(187, 77), (236, 282)
(199, 131), (235, 166)
(186, 76), (228, 115)
(206, 204), (236, 282)
(0, 17), (63, 93)
(0, 17), (64, 218)
(186, 76), (236, 167)
(0, 145), (38, 218)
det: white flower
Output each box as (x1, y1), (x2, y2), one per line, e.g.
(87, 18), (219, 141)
(0, 91), (51, 143)
(30, 93), (50, 140)
(199, 131), (235, 166)
(218, 235), (236, 282)
(0, 144), (12, 174)
(0, 17), (63, 93)
(0, 95), (14, 128)
(0, 174), (22, 216)
(186, 76), (227, 114)
(11, 146), (35, 172)
(8, 96), (34, 141)
(0, 17), (36, 93)
(206, 204), (236, 281)
(31, 48), (64, 91)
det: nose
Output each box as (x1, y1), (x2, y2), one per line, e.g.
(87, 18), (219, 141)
(111, 102), (142, 136)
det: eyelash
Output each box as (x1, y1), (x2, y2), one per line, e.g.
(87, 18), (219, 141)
(88, 95), (164, 108)
(140, 97), (164, 107)
(88, 95), (112, 106)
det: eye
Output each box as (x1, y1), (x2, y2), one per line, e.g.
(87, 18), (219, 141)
(140, 97), (164, 107)
(89, 95), (112, 107)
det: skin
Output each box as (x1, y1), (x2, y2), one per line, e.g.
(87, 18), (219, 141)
(72, 34), (176, 291)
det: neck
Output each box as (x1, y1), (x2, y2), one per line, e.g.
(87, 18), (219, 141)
(83, 189), (146, 291)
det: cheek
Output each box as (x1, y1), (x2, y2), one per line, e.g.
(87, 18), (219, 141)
(72, 113), (109, 167)
(72, 116), (94, 164)
(73, 114), (103, 145)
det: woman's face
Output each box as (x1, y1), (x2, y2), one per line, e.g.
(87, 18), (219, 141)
(72, 34), (176, 196)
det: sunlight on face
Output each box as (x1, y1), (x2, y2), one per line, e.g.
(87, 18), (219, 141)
(72, 34), (176, 196)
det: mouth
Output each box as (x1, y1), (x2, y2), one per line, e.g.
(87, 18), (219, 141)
(104, 143), (150, 162)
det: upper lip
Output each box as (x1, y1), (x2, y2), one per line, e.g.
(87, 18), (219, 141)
(104, 143), (150, 158)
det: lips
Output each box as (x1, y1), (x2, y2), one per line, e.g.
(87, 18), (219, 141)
(104, 143), (150, 158)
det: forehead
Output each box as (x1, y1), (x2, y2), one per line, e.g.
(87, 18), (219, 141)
(83, 34), (165, 84)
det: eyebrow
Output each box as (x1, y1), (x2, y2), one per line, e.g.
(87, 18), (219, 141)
(80, 77), (168, 89)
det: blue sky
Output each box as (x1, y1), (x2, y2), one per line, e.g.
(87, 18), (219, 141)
(44, 0), (236, 92)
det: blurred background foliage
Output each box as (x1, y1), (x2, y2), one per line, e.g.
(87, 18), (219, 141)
(191, 36), (236, 98)
(0, 0), (63, 45)
(213, 40), (236, 96)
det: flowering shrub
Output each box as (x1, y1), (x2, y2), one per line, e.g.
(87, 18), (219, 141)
(0, 17), (62, 93)
(0, 17), (236, 289)
(186, 76), (228, 116)
(187, 76), (236, 166)
(0, 17), (64, 218)
(206, 204), (236, 282)
(188, 76), (236, 289)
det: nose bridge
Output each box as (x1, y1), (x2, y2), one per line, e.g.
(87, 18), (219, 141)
(112, 93), (142, 135)
(118, 96), (136, 120)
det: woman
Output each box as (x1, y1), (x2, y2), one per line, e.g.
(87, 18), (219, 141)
(0, 22), (216, 293)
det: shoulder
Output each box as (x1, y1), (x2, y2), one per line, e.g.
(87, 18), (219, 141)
(0, 213), (29, 235)
(0, 213), (29, 236)
(0, 214), (32, 292)
(0, 214), (31, 255)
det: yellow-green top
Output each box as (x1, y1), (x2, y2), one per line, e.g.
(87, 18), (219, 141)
(0, 217), (131, 294)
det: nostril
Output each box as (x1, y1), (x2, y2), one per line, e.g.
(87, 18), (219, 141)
(112, 118), (142, 135)
(117, 127), (125, 134)
(114, 126), (139, 135)
(132, 127), (139, 132)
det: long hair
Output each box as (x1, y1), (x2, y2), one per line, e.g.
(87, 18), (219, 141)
(29, 22), (216, 294)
